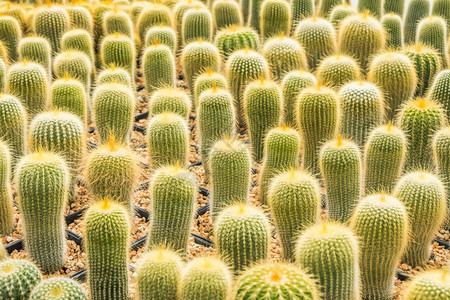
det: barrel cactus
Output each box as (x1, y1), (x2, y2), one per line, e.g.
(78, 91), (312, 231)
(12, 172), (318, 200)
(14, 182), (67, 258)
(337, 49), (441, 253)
(433, 127), (450, 229)
(100, 33), (135, 82)
(53, 51), (92, 92)
(316, 55), (361, 89)
(61, 29), (95, 65)
(429, 70), (450, 121)
(215, 26), (259, 60)
(50, 77), (88, 123)
(416, 16), (448, 67)
(404, 0), (431, 45)
(30, 277), (87, 300)
(18, 37), (52, 76)
(137, 4), (174, 42)
(149, 87), (191, 120)
(212, 0), (243, 30)
(193, 70), (227, 107)
(403, 269), (450, 299)
(0, 259), (42, 299)
(144, 26), (176, 52)
(33, 6), (70, 54)
(182, 6), (213, 44)
(260, 0), (291, 40)
(142, 43), (175, 93)
(0, 16), (21, 62)
(381, 13), (404, 49)
(97, 66), (132, 87)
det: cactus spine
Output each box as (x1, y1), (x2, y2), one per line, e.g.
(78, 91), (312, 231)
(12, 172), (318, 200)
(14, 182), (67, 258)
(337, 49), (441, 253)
(194, 70), (227, 107)
(417, 16), (448, 67)
(212, 0), (243, 30)
(30, 277), (88, 300)
(54, 51), (92, 93)
(404, 0), (431, 45)
(51, 78), (88, 124)
(0, 142), (13, 235)
(429, 70), (450, 120)
(182, 7), (213, 44)
(215, 26), (260, 60)
(0, 259), (42, 299)
(100, 34), (135, 82)
(433, 128), (450, 229)
(260, 0), (291, 40)
(33, 6), (70, 54)
(18, 37), (52, 77)
(317, 55), (361, 89)
(404, 269), (450, 299)
(143, 44), (175, 93)
(0, 16), (21, 62)
(381, 13), (404, 50)
(149, 87), (191, 120)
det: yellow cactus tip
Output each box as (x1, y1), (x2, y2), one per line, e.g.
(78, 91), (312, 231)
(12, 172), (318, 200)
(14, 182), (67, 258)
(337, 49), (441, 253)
(358, 79), (364, 86)
(415, 43), (423, 52)
(389, 12), (395, 16)
(244, 46), (250, 54)
(101, 198), (111, 210)
(114, 3), (118, 13)
(380, 192), (386, 202)
(107, 136), (119, 152)
(260, 77), (265, 85)
(153, 38), (159, 46)
(212, 82), (217, 93)
(269, 268), (283, 283)
(229, 25), (237, 31)
(336, 134), (343, 147)
(441, 268), (448, 282)
(386, 121), (393, 132)
(312, 14), (317, 22)
(418, 172), (426, 180)
(46, 0), (51, 7)
(321, 222), (327, 233)
(1, 263), (14, 274)
(156, 248), (165, 260)
(417, 98), (427, 109)
(110, 64), (116, 71)
(198, 38), (203, 43)
(289, 168), (296, 180)
(115, 32), (120, 38)
(6, 2), (11, 9)
(281, 124), (287, 131)
(195, 5), (201, 10)
(237, 204), (246, 215)
(316, 81), (322, 90)
(50, 286), (63, 297)
(63, 72), (71, 81)
(206, 68), (213, 76)
(362, 10), (370, 19)
(22, 59), (28, 66)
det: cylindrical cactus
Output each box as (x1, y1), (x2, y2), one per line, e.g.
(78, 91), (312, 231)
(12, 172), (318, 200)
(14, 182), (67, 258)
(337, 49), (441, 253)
(147, 165), (197, 254)
(0, 259), (42, 299)
(30, 277), (87, 300)
(51, 78), (88, 124)
(433, 128), (450, 229)
(180, 257), (232, 300)
(291, 0), (314, 29)
(357, 0), (382, 18)
(398, 98), (446, 171)
(54, 51), (92, 93)
(403, 269), (450, 299)
(350, 194), (409, 300)
(295, 221), (360, 300)
(250, 0), (266, 31)
(0, 240), (6, 261)
(182, 7), (213, 44)
(381, 13), (404, 50)
(394, 172), (447, 267)
(149, 87), (191, 120)
(137, 4), (174, 42)
(92, 83), (135, 144)
(329, 4), (357, 30)
(215, 204), (270, 273)
(193, 70), (227, 107)
(296, 84), (340, 175)
(103, 9), (133, 38)
(33, 6), (70, 54)
(92, 4), (112, 57)
(18, 37), (52, 77)
(100, 33), (135, 82)
(142, 44), (175, 93)
(260, 0), (291, 40)
(214, 26), (260, 60)
(404, 0), (431, 45)
(0, 142), (13, 235)
(318, 0), (345, 18)
(16, 151), (69, 274)
(339, 81), (384, 147)
(173, 0), (204, 50)
(66, 6), (93, 33)
(0, 16), (21, 63)
(417, 16), (448, 67)
(269, 169), (320, 261)
(262, 36), (308, 81)
(212, 0), (243, 30)
(61, 29), (95, 65)
(317, 55), (360, 89)
(85, 199), (130, 300)
(97, 66), (132, 87)
(432, 0), (450, 32)
(136, 248), (182, 300)
(144, 26), (177, 52)
(429, 70), (450, 121)
(384, 0), (405, 15)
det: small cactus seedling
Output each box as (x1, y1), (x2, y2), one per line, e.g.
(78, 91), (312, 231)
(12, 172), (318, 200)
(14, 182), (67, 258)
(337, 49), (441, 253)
(317, 55), (361, 89)
(33, 6), (70, 55)
(0, 142), (14, 235)
(404, 0), (431, 45)
(54, 51), (92, 93)
(212, 0), (243, 30)
(433, 127), (450, 229)
(381, 13), (404, 49)
(182, 7), (213, 45)
(403, 269), (450, 299)
(429, 70), (450, 121)
(417, 16), (448, 67)
(30, 277), (88, 300)
(0, 259), (42, 299)
(51, 78), (88, 124)
(18, 37), (52, 77)
(260, 0), (291, 40)
(0, 16), (21, 63)
(142, 44), (176, 93)
(149, 87), (191, 120)
(215, 26), (260, 60)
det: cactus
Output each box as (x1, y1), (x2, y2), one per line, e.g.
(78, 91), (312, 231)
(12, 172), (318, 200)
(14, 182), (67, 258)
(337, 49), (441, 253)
(97, 66), (132, 87)
(100, 34), (135, 83)
(0, 240), (6, 262)
(66, 6), (93, 33)
(51, 78), (88, 124)
(92, 4), (112, 56)
(0, 58), (4, 92)
(398, 98), (446, 171)
(339, 81), (384, 147)
(318, 0), (345, 18)
(429, 70), (450, 120)
(173, 0), (205, 50)
(384, 0), (405, 15)
(215, 26), (260, 59)
(0, 259), (42, 299)
(432, 0), (450, 32)
(394, 172), (447, 267)
(198, 87), (235, 178)
(0, 40), (8, 63)
(260, 0), (291, 40)
(209, 139), (251, 220)
(137, 4), (174, 42)
(319, 137), (361, 222)
(281, 70), (316, 127)
(103, 9), (133, 38)
(149, 87), (191, 120)
(381, 13), (404, 49)
(0, 16), (21, 62)
(147, 113), (189, 169)
(33, 6), (70, 54)
(136, 248), (182, 300)
(142, 44), (175, 93)
(16, 151), (69, 274)
(30, 277), (87, 300)
(0, 3), (27, 35)
(18, 37), (52, 77)
(61, 29), (95, 65)
(357, 0), (382, 19)
(338, 13), (385, 73)
(291, 0), (314, 29)
(294, 17), (337, 71)
(130, 1), (150, 24)
(263, 36), (308, 81)
(215, 204), (270, 273)
(404, 269), (450, 299)
(0, 142), (13, 235)
(194, 70), (227, 107)
(250, 0), (266, 31)
(144, 26), (177, 52)
(433, 128), (450, 229)
(329, 4), (357, 30)
(317, 55), (360, 89)
(212, 0), (243, 30)
(295, 221), (360, 300)
(182, 7), (213, 45)
(350, 194), (409, 300)
(180, 257), (232, 300)
(404, 44), (441, 97)
(417, 16), (448, 67)
(86, 140), (137, 212)
(404, 0), (431, 45)
(368, 52), (417, 120)
(244, 79), (282, 162)
(85, 199), (130, 300)
(147, 165), (196, 254)
(92, 83), (134, 144)
(54, 51), (92, 93)
(6, 61), (48, 119)
(226, 49), (269, 127)
(234, 262), (319, 299)
(296, 84), (340, 175)
(181, 40), (220, 92)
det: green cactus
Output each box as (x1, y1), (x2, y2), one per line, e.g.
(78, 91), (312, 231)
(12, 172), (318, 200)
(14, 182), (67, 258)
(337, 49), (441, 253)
(180, 257), (232, 300)
(194, 70), (227, 107)
(295, 221), (360, 300)
(173, 0), (205, 50)
(137, 4), (174, 42)
(404, 44), (441, 97)
(234, 262), (319, 299)
(147, 165), (197, 254)
(0, 142), (13, 236)
(350, 194), (409, 300)
(92, 83), (134, 144)
(33, 6), (70, 54)
(260, 0), (291, 40)
(54, 51), (92, 93)
(182, 7), (213, 45)
(0, 240), (6, 262)
(318, 0), (345, 18)
(16, 151), (69, 274)
(66, 6), (93, 33)
(404, 0), (431, 45)
(0, 259), (42, 300)
(296, 84), (340, 175)
(51, 77), (88, 123)
(281, 70), (316, 127)
(215, 26), (260, 60)
(317, 55), (361, 89)
(92, 4), (112, 57)
(181, 40), (220, 93)
(144, 26), (177, 52)
(429, 70), (450, 120)
(338, 13), (386, 73)
(0, 58), (4, 92)
(398, 98), (446, 171)
(263, 36), (308, 81)
(97, 66), (132, 87)
(136, 248), (182, 300)
(215, 204), (270, 273)
(329, 4), (357, 30)
(226, 49), (269, 127)
(417, 16), (448, 67)
(61, 29), (95, 65)
(6, 61), (48, 119)
(294, 16), (337, 71)
(0, 16), (21, 63)
(212, 0), (243, 30)
(0, 3), (27, 35)
(291, 0), (314, 29)
(384, 0), (405, 15)
(85, 199), (130, 300)
(394, 171), (447, 267)
(86, 139), (137, 212)
(357, 0), (382, 18)
(143, 44), (175, 93)
(18, 37), (52, 77)
(250, 0), (265, 31)
(30, 277), (87, 300)
(149, 87), (191, 120)
(103, 9), (133, 38)
(100, 33), (135, 83)
(147, 113), (189, 169)
(404, 269), (450, 299)
(432, 0), (450, 32)
(433, 128), (450, 229)
(130, 1), (150, 24)
(244, 79), (282, 162)
(381, 13), (404, 49)
(0, 40), (8, 63)
(368, 52), (418, 120)
(198, 87), (235, 178)
(209, 139), (251, 220)
(339, 81), (384, 147)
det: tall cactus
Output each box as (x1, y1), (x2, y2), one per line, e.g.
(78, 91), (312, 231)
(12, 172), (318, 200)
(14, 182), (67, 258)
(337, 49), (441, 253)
(51, 77), (88, 124)
(182, 7), (213, 44)
(66, 6), (93, 33)
(33, 6), (70, 54)
(61, 29), (95, 66)
(433, 128), (450, 229)
(137, 4), (174, 42)
(384, 0), (405, 15)
(0, 16), (21, 62)
(432, 0), (450, 32)
(429, 70), (450, 120)
(194, 70), (227, 107)
(173, 0), (204, 50)
(318, 0), (345, 18)
(404, 0), (431, 45)
(212, 0), (243, 30)
(291, 0), (314, 29)
(103, 9), (133, 38)
(416, 16), (448, 67)
(0, 142), (13, 235)
(100, 33), (135, 82)
(54, 51), (92, 93)
(18, 37), (52, 77)
(143, 43), (175, 93)
(260, 0), (291, 40)
(317, 55), (361, 89)
(0, 259), (42, 299)
(381, 13), (404, 49)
